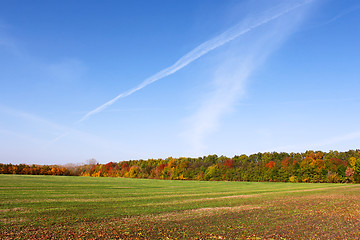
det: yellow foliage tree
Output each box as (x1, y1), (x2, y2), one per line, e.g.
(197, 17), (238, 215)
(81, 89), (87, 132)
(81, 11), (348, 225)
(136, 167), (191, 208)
(349, 157), (357, 168)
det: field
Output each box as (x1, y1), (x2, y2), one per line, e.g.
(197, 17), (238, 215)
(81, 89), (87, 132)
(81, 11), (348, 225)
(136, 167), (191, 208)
(1, 175), (360, 239)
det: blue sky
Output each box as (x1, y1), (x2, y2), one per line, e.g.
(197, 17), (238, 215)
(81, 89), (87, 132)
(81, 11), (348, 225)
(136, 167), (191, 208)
(0, 0), (359, 165)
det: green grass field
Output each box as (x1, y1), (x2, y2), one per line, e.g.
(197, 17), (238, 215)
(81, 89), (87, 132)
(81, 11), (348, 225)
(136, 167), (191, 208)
(1, 175), (360, 239)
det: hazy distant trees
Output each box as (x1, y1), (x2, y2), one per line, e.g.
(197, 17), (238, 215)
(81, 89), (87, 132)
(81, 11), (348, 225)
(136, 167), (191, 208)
(0, 163), (70, 176)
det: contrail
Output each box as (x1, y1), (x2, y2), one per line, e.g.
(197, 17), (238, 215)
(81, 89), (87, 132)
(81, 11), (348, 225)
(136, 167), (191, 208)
(77, 0), (312, 124)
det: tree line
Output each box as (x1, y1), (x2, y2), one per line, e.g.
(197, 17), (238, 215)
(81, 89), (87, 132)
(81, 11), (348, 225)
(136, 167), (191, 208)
(1, 149), (360, 183)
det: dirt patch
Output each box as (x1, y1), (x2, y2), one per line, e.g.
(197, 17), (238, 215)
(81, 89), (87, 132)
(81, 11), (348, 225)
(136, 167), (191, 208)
(124, 205), (262, 223)
(188, 205), (261, 214)
(0, 217), (28, 223)
(284, 186), (351, 193)
(206, 194), (254, 200)
(0, 207), (29, 213)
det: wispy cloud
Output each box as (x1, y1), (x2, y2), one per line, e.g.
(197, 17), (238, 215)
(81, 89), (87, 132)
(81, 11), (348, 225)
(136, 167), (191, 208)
(0, 21), (21, 56)
(182, 0), (314, 153)
(317, 131), (360, 148)
(45, 59), (87, 84)
(0, 104), (67, 133)
(320, 4), (360, 26)
(0, 104), (126, 164)
(0, 128), (42, 145)
(181, 58), (252, 152)
(77, 0), (312, 124)
(0, 20), (87, 85)
(234, 97), (360, 107)
(269, 131), (360, 153)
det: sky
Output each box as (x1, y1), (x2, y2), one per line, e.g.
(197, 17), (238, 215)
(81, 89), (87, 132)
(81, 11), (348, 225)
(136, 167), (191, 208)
(0, 0), (359, 165)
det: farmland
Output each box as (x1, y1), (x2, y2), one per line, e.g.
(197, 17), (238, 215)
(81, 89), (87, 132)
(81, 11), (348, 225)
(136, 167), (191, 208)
(1, 175), (360, 239)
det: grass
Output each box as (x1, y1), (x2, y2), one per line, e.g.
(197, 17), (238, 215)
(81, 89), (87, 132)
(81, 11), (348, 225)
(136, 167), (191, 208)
(1, 174), (360, 239)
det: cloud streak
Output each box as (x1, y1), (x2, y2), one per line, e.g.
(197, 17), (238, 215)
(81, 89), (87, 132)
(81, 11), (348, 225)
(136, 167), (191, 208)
(77, 0), (312, 123)
(182, 0), (314, 154)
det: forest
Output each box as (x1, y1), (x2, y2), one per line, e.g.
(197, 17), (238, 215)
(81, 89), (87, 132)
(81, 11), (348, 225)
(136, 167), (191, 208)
(1, 149), (360, 183)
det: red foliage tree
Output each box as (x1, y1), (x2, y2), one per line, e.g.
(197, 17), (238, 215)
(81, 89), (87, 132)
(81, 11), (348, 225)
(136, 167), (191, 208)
(328, 158), (346, 171)
(121, 162), (130, 171)
(223, 159), (234, 169)
(266, 161), (276, 169)
(281, 157), (290, 168)
(157, 163), (167, 172)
